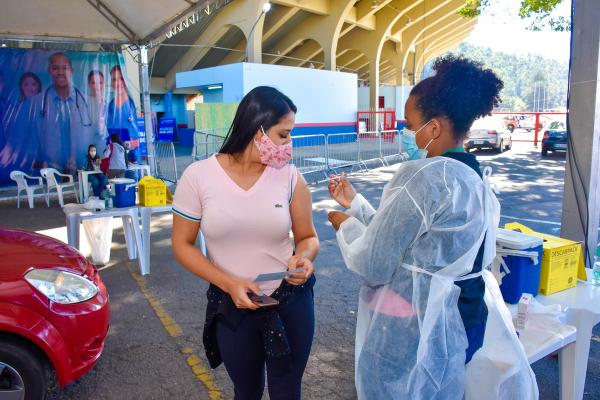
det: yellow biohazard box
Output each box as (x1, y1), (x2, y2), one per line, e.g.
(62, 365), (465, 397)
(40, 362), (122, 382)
(505, 222), (586, 295)
(138, 176), (168, 206)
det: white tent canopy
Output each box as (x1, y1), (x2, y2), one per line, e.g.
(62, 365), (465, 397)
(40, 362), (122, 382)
(0, 0), (226, 174)
(0, 0), (221, 44)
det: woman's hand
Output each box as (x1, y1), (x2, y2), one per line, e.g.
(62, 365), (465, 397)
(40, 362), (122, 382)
(224, 278), (261, 309)
(328, 211), (350, 231)
(328, 172), (356, 209)
(286, 254), (315, 285)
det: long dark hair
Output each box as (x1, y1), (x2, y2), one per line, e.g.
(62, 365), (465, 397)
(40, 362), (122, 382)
(109, 133), (125, 148)
(220, 86), (297, 155)
(87, 144), (98, 161)
(88, 69), (104, 84)
(19, 72), (42, 100)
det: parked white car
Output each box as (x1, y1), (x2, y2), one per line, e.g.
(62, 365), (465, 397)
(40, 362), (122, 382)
(465, 117), (513, 153)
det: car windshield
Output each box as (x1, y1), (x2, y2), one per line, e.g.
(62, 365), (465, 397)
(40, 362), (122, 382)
(548, 121), (566, 130)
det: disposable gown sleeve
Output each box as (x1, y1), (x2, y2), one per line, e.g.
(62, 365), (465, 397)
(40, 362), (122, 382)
(336, 185), (425, 286)
(347, 193), (376, 225)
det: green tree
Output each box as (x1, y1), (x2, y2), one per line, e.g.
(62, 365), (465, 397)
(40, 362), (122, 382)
(459, 0), (570, 31)
(425, 43), (569, 112)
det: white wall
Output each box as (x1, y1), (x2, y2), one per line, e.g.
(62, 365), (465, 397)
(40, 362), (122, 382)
(395, 85), (413, 119)
(379, 86), (396, 109)
(176, 63), (245, 103)
(241, 63), (357, 124)
(176, 63), (358, 124)
(356, 85), (413, 118)
(358, 86), (370, 110)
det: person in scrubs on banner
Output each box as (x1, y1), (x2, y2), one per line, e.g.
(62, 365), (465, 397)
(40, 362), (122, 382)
(0, 71), (7, 151)
(37, 52), (94, 173)
(87, 69), (108, 152)
(106, 65), (140, 162)
(0, 72), (43, 172)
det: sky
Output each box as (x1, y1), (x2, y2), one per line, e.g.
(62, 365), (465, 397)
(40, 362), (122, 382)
(464, 0), (572, 62)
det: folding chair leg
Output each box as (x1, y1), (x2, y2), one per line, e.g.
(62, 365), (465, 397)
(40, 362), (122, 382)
(26, 188), (34, 208)
(57, 188), (64, 207)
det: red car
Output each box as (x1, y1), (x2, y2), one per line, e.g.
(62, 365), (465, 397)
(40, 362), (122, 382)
(0, 228), (110, 400)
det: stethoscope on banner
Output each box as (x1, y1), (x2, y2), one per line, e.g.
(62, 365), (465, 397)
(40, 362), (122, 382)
(40, 87), (92, 127)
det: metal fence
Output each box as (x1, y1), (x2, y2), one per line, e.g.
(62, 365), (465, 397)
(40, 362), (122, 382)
(154, 141), (178, 183)
(291, 134), (328, 178)
(358, 131), (385, 167)
(194, 132), (226, 161)
(325, 133), (366, 174)
(162, 129), (407, 185)
(380, 130), (403, 165)
(292, 130), (406, 182)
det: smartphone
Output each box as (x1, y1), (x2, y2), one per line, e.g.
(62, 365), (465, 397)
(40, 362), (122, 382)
(254, 268), (307, 282)
(248, 293), (279, 307)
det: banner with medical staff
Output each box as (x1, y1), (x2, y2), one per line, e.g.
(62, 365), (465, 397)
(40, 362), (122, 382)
(0, 48), (142, 186)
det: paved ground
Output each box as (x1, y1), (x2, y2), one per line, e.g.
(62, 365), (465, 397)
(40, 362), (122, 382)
(1, 137), (598, 400)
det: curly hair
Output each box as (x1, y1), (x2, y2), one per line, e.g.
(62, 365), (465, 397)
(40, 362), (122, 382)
(410, 55), (504, 139)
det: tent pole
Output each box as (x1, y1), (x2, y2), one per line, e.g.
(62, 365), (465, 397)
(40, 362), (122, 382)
(139, 45), (157, 175)
(561, 0), (600, 271)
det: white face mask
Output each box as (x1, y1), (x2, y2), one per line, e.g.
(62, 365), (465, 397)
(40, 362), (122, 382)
(89, 151), (97, 158)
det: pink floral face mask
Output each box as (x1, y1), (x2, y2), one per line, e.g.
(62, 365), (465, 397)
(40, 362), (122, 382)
(254, 126), (292, 169)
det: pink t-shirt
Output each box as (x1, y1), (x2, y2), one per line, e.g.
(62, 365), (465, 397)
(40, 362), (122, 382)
(173, 154), (298, 293)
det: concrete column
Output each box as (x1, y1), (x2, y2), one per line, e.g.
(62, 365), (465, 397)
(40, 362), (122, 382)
(561, 0), (600, 270)
(246, 15), (264, 63)
(368, 60), (380, 109)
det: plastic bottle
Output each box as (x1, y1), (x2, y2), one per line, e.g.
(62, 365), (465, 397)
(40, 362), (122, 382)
(105, 184), (113, 209)
(593, 244), (600, 285)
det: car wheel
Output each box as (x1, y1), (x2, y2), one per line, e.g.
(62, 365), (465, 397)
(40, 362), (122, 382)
(495, 140), (504, 153)
(0, 339), (47, 400)
(542, 147), (548, 156)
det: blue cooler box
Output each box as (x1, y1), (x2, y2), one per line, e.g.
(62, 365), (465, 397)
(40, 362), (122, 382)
(496, 228), (544, 304)
(112, 178), (136, 208)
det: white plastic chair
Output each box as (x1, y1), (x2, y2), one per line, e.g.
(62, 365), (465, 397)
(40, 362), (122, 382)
(40, 168), (79, 207)
(9, 170), (48, 208)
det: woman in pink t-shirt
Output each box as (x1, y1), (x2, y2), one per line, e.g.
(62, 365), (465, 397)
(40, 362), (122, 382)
(172, 86), (319, 400)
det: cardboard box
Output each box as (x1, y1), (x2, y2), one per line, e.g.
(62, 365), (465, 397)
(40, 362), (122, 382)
(516, 293), (533, 330)
(138, 176), (168, 207)
(505, 222), (585, 295)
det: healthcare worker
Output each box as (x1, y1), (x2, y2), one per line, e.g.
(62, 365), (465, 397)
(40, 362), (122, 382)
(38, 52), (94, 174)
(328, 56), (538, 400)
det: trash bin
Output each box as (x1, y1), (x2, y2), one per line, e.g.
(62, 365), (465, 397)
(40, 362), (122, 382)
(82, 218), (113, 265)
(495, 228), (544, 304)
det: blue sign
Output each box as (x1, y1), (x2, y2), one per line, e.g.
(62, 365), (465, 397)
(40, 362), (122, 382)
(136, 118), (148, 157)
(157, 117), (176, 142)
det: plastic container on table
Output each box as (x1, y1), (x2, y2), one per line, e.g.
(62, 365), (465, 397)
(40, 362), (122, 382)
(496, 228), (544, 304)
(138, 176), (167, 206)
(112, 178), (136, 208)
